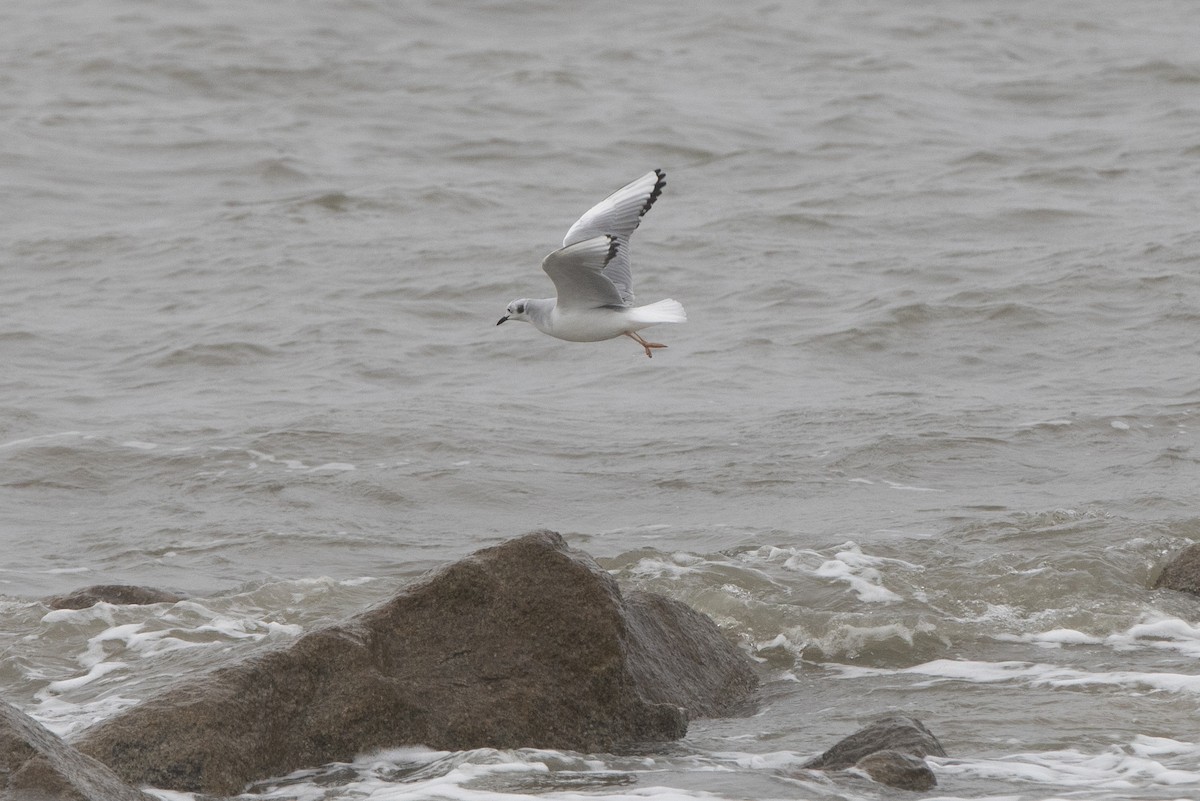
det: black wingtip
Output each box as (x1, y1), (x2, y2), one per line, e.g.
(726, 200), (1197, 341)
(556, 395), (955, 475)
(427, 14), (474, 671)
(605, 235), (621, 265)
(641, 169), (667, 217)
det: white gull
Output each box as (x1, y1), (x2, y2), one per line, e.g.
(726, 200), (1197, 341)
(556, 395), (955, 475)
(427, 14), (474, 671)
(496, 169), (686, 358)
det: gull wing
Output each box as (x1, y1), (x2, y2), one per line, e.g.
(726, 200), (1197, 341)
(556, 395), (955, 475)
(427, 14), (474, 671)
(541, 235), (626, 310)
(561, 169), (666, 304)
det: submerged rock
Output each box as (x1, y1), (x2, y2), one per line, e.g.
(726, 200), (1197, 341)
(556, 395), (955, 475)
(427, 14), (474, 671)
(853, 749), (937, 791)
(1, 699), (155, 801)
(45, 585), (185, 610)
(1153, 543), (1200, 595)
(801, 715), (945, 790)
(74, 530), (757, 795)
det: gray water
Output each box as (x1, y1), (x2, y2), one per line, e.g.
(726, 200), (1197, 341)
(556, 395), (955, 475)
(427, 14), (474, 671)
(4, 1), (1200, 798)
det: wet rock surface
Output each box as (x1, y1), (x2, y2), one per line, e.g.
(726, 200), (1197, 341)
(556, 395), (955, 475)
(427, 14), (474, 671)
(44, 585), (185, 610)
(74, 530), (757, 795)
(802, 715), (946, 790)
(1153, 543), (1200, 595)
(853, 749), (938, 791)
(1, 699), (155, 801)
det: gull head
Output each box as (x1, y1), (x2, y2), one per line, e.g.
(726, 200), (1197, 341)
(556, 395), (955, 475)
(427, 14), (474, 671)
(497, 299), (531, 326)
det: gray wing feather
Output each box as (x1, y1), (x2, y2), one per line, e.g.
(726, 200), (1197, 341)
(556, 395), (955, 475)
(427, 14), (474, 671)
(561, 169), (665, 304)
(542, 235), (626, 310)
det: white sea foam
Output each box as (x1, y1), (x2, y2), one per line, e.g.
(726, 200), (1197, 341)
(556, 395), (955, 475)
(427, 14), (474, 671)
(732, 541), (918, 604)
(42, 602), (118, 626)
(30, 598), (304, 735)
(934, 738), (1200, 789)
(812, 557), (902, 603)
(1112, 615), (1200, 657)
(243, 741), (1200, 801)
(144, 790), (202, 801)
(43, 660), (128, 693)
(811, 543), (913, 603)
(997, 628), (1103, 648)
(626, 552), (707, 580)
(1129, 735), (1200, 758)
(999, 614), (1200, 658)
(836, 658), (1200, 695)
(707, 750), (803, 771)
(28, 693), (142, 738)
(251, 747), (745, 801)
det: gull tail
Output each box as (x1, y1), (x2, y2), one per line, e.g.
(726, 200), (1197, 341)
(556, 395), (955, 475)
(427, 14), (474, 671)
(629, 298), (687, 325)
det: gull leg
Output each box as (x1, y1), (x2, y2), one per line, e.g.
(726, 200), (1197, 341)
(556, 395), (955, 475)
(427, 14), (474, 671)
(625, 331), (667, 358)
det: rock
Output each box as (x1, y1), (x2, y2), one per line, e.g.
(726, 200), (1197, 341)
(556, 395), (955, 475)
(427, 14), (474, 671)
(1, 699), (156, 801)
(853, 749), (937, 791)
(1153, 543), (1200, 595)
(75, 530), (757, 795)
(803, 715), (945, 770)
(44, 586), (184, 611)
(801, 715), (945, 790)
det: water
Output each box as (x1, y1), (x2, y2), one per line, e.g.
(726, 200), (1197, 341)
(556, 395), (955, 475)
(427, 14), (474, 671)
(3, 0), (1200, 798)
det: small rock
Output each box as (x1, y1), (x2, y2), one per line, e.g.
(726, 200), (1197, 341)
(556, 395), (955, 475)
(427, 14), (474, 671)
(803, 715), (946, 771)
(45, 585), (185, 610)
(1, 699), (155, 801)
(1153, 543), (1200, 595)
(854, 749), (937, 791)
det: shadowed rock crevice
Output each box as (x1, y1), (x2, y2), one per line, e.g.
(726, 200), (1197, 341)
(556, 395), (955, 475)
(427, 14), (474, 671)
(73, 530), (757, 795)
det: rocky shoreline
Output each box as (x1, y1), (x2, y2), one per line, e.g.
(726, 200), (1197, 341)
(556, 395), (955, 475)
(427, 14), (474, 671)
(25, 528), (1200, 797)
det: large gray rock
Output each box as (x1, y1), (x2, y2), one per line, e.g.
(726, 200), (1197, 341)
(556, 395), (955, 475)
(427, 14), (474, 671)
(0, 700), (154, 801)
(1154, 543), (1200, 595)
(801, 715), (945, 790)
(75, 530), (757, 795)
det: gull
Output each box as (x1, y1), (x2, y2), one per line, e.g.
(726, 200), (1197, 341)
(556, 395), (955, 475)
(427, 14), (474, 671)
(496, 169), (686, 358)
